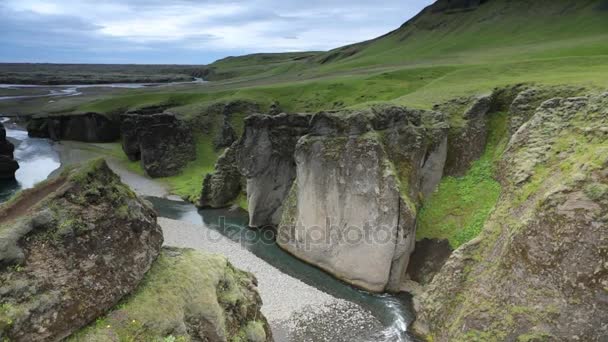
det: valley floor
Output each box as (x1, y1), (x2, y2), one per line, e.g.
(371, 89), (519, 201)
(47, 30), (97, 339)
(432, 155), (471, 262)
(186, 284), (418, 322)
(51, 138), (383, 342)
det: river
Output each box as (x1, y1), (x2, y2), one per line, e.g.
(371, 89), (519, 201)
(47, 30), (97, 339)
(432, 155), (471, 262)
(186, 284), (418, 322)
(0, 84), (419, 341)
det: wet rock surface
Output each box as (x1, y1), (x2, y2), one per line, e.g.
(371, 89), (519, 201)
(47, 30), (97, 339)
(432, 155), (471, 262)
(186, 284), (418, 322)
(121, 112), (196, 177)
(0, 159), (163, 342)
(0, 122), (19, 179)
(26, 113), (120, 143)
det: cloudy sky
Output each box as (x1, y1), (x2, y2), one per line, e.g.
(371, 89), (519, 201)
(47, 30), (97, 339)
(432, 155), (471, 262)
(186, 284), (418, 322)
(0, 0), (434, 65)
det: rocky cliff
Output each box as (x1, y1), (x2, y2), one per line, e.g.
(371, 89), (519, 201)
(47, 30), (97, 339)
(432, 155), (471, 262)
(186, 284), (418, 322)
(0, 122), (19, 179)
(0, 159), (163, 341)
(278, 107), (448, 292)
(121, 112), (196, 177)
(236, 113), (311, 228)
(413, 92), (608, 341)
(27, 113), (120, 143)
(71, 248), (273, 342)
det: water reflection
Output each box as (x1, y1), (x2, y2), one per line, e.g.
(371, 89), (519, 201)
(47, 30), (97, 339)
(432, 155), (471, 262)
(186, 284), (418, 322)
(0, 121), (60, 202)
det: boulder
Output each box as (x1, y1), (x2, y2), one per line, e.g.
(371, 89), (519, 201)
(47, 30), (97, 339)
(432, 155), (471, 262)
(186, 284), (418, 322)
(236, 113), (311, 228)
(413, 93), (608, 341)
(0, 122), (19, 179)
(278, 107), (448, 292)
(0, 159), (163, 341)
(70, 248), (273, 342)
(200, 146), (244, 208)
(26, 113), (120, 142)
(121, 113), (196, 177)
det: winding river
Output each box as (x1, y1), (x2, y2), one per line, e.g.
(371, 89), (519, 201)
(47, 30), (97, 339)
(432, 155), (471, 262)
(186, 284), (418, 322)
(0, 84), (418, 342)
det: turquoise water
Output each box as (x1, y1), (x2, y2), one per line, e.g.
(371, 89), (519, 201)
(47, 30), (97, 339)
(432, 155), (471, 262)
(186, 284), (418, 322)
(147, 196), (420, 342)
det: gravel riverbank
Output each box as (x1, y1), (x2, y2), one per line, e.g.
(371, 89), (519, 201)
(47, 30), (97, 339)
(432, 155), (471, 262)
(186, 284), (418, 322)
(160, 217), (382, 342)
(51, 140), (384, 341)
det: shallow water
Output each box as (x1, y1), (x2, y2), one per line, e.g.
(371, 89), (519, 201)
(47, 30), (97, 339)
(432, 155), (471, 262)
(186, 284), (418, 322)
(147, 196), (420, 342)
(0, 121), (60, 202)
(0, 79), (206, 101)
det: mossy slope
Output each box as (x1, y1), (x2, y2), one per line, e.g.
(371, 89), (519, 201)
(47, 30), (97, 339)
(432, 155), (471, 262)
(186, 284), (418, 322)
(70, 248), (272, 342)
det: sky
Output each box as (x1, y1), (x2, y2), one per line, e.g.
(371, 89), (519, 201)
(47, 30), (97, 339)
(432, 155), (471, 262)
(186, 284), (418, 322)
(0, 0), (434, 65)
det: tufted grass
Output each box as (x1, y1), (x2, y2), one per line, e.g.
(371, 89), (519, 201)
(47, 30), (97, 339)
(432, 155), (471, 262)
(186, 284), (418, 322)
(416, 111), (509, 248)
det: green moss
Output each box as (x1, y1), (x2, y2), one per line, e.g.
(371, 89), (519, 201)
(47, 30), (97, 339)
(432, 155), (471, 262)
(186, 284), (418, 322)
(517, 332), (552, 342)
(584, 182), (608, 201)
(161, 134), (222, 203)
(417, 112), (509, 248)
(70, 249), (255, 342)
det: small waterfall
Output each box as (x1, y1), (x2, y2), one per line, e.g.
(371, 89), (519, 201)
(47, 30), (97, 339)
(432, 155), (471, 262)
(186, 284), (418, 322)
(370, 294), (413, 342)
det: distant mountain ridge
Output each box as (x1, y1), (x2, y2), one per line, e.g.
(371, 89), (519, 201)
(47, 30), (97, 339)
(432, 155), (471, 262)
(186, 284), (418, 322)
(201, 0), (608, 81)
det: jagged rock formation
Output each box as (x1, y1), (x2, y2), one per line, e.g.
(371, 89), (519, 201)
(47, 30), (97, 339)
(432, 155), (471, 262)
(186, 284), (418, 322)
(413, 92), (608, 341)
(71, 248), (273, 342)
(26, 113), (120, 142)
(0, 122), (19, 179)
(439, 95), (493, 177)
(236, 113), (311, 228)
(121, 112), (196, 177)
(278, 107), (448, 292)
(214, 117), (238, 150)
(199, 146), (244, 208)
(0, 159), (163, 342)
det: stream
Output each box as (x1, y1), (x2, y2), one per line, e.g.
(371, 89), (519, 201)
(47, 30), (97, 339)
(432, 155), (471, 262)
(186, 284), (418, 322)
(0, 79), (206, 101)
(0, 84), (418, 341)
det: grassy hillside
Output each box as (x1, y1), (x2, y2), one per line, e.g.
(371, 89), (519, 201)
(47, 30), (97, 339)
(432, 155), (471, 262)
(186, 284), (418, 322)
(1, 0), (607, 202)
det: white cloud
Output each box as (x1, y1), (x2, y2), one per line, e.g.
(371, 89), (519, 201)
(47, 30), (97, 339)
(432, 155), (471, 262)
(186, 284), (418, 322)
(0, 0), (435, 63)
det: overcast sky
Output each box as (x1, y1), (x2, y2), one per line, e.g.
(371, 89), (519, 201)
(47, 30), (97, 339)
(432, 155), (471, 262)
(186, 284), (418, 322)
(0, 0), (434, 65)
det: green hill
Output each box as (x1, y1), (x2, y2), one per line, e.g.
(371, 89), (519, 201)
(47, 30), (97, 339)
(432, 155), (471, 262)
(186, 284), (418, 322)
(2, 0), (607, 201)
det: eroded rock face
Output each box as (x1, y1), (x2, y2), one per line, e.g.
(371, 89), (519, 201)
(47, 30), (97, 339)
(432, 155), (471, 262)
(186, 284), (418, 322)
(278, 108), (448, 292)
(0, 159), (163, 342)
(236, 113), (311, 228)
(440, 94), (493, 176)
(121, 113), (196, 177)
(71, 248), (273, 342)
(413, 93), (608, 342)
(199, 146), (243, 208)
(26, 113), (120, 142)
(0, 122), (19, 179)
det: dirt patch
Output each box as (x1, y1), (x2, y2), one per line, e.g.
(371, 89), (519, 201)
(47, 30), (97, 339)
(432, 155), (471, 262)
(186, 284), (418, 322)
(0, 176), (66, 225)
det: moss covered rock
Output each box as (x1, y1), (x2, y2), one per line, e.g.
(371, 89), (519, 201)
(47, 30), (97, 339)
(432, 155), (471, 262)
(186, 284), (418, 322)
(70, 248), (273, 342)
(413, 93), (608, 341)
(0, 159), (163, 341)
(278, 106), (448, 292)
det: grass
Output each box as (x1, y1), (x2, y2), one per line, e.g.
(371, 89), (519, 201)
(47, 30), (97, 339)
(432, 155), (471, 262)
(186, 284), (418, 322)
(161, 135), (221, 203)
(69, 248), (264, 342)
(416, 111), (510, 248)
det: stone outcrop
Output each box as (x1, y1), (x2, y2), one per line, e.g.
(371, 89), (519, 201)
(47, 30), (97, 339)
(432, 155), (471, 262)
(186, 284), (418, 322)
(26, 113), (120, 142)
(438, 94), (493, 177)
(278, 107), (448, 292)
(71, 248), (273, 342)
(0, 122), (19, 179)
(199, 146), (244, 208)
(214, 117), (238, 150)
(121, 112), (196, 177)
(0, 159), (163, 342)
(236, 113), (311, 228)
(413, 93), (608, 341)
